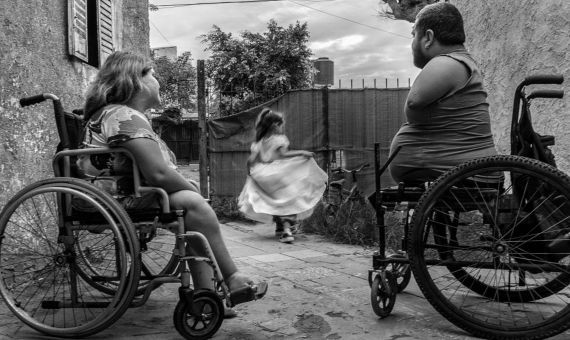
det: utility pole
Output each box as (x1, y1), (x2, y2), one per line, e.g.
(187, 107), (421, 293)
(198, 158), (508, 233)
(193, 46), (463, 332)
(197, 60), (208, 198)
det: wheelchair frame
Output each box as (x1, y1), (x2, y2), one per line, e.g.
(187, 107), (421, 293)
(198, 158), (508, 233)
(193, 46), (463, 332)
(369, 74), (569, 340)
(0, 94), (237, 339)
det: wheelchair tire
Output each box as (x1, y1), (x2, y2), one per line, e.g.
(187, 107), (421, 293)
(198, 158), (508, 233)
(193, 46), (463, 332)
(370, 271), (397, 318)
(76, 222), (179, 297)
(173, 290), (224, 340)
(0, 178), (140, 338)
(409, 155), (570, 339)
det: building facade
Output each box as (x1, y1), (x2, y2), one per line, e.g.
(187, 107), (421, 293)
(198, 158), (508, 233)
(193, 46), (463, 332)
(0, 0), (150, 206)
(455, 0), (570, 171)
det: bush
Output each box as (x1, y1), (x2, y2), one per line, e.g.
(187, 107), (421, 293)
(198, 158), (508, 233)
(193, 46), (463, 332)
(210, 196), (245, 221)
(302, 200), (407, 251)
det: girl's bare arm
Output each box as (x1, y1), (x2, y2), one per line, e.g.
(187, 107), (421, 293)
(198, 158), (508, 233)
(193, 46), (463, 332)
(276, 147), (314, 159)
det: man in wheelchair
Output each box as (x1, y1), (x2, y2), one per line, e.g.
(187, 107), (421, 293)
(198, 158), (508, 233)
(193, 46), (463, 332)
(76, 51), (268, 306)
(388, 2), (497, 184)
(385, 2), (568, 266)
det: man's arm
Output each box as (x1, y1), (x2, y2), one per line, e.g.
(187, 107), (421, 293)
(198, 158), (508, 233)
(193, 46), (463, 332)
(406, 56), (470, 110)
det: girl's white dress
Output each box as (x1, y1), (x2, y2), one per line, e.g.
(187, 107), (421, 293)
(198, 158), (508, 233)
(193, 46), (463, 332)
(238, 134), (327, 223)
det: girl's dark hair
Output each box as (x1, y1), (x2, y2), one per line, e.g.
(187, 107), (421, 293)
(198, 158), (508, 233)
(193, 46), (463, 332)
(415, 2), (465, 46)
(255, 107), (284, 141)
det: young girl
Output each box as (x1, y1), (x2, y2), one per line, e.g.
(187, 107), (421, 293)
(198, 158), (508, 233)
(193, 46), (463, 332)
(238, 108), (327, 243)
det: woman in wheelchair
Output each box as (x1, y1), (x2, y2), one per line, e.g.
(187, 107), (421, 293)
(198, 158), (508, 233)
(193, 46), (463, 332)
(388, 2), (497, 184)
(77, 51), (267, 305)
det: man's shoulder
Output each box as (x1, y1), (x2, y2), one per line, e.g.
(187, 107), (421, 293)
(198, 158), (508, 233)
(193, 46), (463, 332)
(424, 55), (470, 82)
(429, 54), (466, 70)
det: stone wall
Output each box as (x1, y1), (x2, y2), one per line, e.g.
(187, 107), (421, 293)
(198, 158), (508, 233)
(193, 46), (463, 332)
(453, 0), (570, 171)
(0, 0), (149, 208)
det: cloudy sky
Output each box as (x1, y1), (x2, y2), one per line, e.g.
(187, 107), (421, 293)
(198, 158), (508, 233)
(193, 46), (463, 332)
(149, 0), (419, 88)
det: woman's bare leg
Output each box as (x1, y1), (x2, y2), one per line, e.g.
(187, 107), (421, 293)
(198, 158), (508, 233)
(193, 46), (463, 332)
(169, 190), (252, 291)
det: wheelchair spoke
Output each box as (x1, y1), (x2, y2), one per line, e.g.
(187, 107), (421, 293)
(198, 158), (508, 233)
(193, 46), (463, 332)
(410, 155), (570, 339)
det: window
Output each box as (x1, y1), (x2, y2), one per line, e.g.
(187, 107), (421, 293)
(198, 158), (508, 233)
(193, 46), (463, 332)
(68, 0), (114, 67)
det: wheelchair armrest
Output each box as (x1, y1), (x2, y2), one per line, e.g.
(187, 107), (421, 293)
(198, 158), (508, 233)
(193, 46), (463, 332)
(54, 148), (175, 214)
(139, 186), (171, 214)
(53, 147), (142, 195)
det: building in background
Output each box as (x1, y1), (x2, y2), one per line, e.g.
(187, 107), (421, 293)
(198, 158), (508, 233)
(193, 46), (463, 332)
(313, 57), (334, 87)
(152, 45), (178, 61)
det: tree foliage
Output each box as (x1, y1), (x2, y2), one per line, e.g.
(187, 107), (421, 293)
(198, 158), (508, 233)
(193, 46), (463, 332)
(152, 51), (197, 112)
(379, 0), (445, 22)
(201, 20), (315, 117)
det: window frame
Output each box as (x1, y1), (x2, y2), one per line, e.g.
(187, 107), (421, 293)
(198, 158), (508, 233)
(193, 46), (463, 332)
(68, 0), (114, 67)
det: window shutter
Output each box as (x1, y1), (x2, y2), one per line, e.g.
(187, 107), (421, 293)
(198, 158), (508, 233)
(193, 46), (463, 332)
(98, 0), (114, 66)
(68, 0), (89, 62)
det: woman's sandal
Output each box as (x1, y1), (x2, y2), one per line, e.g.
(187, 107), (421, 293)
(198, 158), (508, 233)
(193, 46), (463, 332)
(224, 306), (238, 319)
(228, 281), (269, 307)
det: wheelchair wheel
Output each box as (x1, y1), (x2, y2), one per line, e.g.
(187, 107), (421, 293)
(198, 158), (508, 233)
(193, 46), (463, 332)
(173, 290), (224, 340)
(370, 271), (397, 318)
(75, 223), (178, 296)
(387, 253), (412, 293)
(0, 178), (140, 338)
(136, 227), (179, 295)
(409, 155), (570, 339)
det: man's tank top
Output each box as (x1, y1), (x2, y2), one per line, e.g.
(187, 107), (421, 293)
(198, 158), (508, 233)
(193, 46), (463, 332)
(390, 50), (496, 167)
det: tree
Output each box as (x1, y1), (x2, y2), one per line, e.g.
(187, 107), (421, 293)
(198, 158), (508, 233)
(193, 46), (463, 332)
(152, 51), (197, 112)
(201, 20), (315, 117)
(151, 51), (196, 136)
(379, 0), (445, 22)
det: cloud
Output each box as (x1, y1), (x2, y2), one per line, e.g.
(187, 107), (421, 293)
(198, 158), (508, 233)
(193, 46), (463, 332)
(150, 0), (418, 85)
(311, 35), (365, 51)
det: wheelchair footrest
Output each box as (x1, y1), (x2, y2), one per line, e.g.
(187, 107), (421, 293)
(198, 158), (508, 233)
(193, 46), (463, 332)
(368, 187), (425, 209)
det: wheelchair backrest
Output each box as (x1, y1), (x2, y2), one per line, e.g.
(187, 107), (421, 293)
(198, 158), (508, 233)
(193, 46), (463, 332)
(56, 109), (85, 152)
(512, 96), (557, 168)
(510, 75), (564, 168)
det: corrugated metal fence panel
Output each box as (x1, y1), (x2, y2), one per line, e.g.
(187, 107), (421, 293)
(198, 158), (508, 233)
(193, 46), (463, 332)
(208, 88), (409, 198)
(274, 89), (325, 151)
(209, 151), (250, 196)
(327, 89), (408, 195)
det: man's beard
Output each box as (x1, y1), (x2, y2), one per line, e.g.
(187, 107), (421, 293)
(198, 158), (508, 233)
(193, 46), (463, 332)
(412, 41), (429, 69)
(413, 50), (429, 69)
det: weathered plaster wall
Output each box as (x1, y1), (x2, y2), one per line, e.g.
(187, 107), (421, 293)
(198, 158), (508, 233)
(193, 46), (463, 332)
(0, 0), (149, 208)
(453, 0), (570, 172)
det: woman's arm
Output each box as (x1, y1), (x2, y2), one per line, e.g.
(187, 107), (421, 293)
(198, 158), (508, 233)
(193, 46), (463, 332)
(406, 56), (470, 111)
(121, 138), (195, 194)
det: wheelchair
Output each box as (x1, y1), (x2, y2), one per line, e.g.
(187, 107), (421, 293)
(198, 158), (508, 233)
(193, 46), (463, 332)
(0, 94), (248, 339)
(369, 74), (570, 339)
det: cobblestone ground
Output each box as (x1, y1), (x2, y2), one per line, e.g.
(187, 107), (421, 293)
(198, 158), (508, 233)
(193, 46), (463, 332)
(3, 163), (570, 339)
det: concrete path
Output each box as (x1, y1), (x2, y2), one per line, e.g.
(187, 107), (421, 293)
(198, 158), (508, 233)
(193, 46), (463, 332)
(2, 220), (570, 339)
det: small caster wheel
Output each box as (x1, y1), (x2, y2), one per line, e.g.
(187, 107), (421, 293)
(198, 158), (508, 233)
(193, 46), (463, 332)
(173, 290), (224, 339)
(370, 271), (397, 318)
(387, 253), (412, 293)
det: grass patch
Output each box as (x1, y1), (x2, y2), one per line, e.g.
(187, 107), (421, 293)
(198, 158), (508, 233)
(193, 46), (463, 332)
(301, 200), (407, 251)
